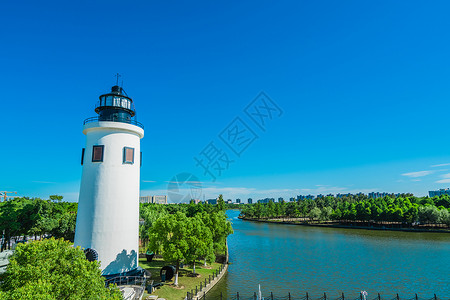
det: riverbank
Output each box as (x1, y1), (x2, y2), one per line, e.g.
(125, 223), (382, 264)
(204, 210), (450, 298)
(240, 216), (450, 233)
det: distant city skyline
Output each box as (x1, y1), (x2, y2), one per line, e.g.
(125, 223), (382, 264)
(140, 186), (446, 205)
(3, 1), (450, 202)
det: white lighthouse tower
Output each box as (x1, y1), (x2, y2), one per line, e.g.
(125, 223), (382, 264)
(74, 83), (144, 277)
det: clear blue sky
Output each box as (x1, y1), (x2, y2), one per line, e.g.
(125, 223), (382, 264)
(2, 0), (450, 202)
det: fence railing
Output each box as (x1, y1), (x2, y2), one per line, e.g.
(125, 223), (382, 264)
(186, 263), (227, 300)
(105, 275), (147, 300)
(105, 275), (146, 287)
(190, 291), (448, 300)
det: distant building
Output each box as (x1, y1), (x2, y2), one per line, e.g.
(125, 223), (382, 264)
(236, 198), (241, 204)
(429, 188), (450, 197)
(153, 195), (167, 204)
(226, 199), (233, 204)
(336, 193), (351, 199)
(206, 198), (217, 205)
(316, 194), (324, 199)
(289, 197), (295, 202)
(368, 192), (400, 199)
(139, 196), (152, 204)
(297, 195), (315, 200)
(140, 195), (167, 204)
(257, 198), (274, 204)
(369, 192), (383, 199)
(248, 198), (253, 204)
(278, 197), (284, 203)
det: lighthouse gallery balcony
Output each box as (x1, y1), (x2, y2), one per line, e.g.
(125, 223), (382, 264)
(83, 116), (144, 129)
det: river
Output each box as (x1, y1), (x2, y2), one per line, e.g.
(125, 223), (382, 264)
(207, 210), (450, 299)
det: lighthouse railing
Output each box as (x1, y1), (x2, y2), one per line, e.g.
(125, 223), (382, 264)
(83, 116), (144, 129)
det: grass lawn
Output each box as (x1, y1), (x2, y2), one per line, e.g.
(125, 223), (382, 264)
(139, 257), (223, 300)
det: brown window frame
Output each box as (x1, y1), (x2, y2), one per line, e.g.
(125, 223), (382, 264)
(92, 145), (104, 162)
(123, 147), (134, 164)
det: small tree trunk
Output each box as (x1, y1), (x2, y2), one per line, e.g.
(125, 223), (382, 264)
(174, 260), (179, 286)
(204, 259), (207, 267)
(193, 261), (196, 275)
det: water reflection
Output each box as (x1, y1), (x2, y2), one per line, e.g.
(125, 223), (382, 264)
(207, 210), (450, 299)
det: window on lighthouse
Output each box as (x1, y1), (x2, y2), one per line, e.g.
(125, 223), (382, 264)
(107, 96), (113, 106)
(123, 147), (134, 164)
(113, 96), (121, 107)
(81, 148), (85, 165)
(92, 145), (104, 162)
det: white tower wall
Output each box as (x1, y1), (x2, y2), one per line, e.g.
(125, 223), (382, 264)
(75, 121), (144, 275)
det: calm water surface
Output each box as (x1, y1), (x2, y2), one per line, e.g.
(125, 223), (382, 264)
(208, 210), (450, 299)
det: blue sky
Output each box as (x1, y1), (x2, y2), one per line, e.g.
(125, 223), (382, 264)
(2, 1), (450, 202)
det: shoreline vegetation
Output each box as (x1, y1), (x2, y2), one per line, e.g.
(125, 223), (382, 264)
(239, 216), (450, 233)
(238, 194), (450, 232)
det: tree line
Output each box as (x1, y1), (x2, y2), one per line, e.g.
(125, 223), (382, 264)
(139, 195), (233, 286)
(0, 195), (234, 258)
(240, 194), (450, 226)
(0, 196), (77, 250)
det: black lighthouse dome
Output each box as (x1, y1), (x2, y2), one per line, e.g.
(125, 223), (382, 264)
(83, 85), (144, 129)
(96, 85), (135, 120)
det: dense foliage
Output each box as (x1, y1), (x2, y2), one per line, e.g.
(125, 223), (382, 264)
(0, 196), (77, 250)
(0, 238), (122, 300)
(141, 195), (233, 285)
(0, 195), (233, 293)
(240, 194), (450, 226)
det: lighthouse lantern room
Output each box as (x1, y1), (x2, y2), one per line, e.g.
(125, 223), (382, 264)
(74, 83), (144, 277)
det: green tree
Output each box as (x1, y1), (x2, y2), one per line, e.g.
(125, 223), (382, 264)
(27, 199), (59, 240)
(186, 215), (214, 274)
(0, 199), (23, 250)
(186, 203), (204, 217)
(51, 211), (77, 241)
(418, 205), (440, 224)
(49, 195), (63, 203)
(438, 208), (450, 226)
(148, 212), (190, 286)
(330, 208), (342, 220)
(241, 204), (256, 218)
(201, 211), (233, 256)
(267, 200), (275, 218)
(217, 195), (225, 212)
(279, 201), (287, 217)
(0, 238), (122, 300)
(393, 207), (403, 222)
(286, 202), (298, 218)
(404, 205), (419, 224)
(435, 195), (450, 208)
(255, 202), (263, 219)
(320, 206), (333, 221)
(140, 204), (167, 249)
(308, 207), (321, 222)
